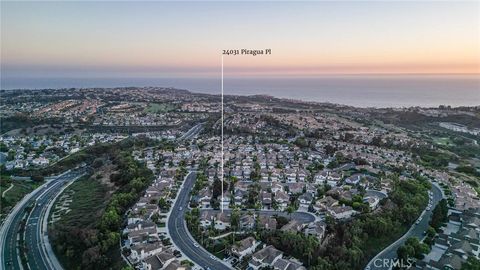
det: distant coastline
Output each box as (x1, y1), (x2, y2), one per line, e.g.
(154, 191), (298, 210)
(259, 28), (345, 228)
(2, 74), (479, 108)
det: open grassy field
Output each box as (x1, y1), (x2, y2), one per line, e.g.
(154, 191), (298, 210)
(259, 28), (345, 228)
(144, 102), (176, 113)
(50, 176), (107, 228)
(433, 137), (454, 146)
(1, 180), (40, 221)
(49, 176), (109, 269)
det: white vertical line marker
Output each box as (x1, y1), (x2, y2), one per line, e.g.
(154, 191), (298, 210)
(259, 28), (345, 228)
(221, 55), (224, 213)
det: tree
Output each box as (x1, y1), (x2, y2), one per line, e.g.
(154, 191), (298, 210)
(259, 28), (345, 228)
(0, 142), (8, 152)
(158, 197), (169, 211)
(246, 184), (260, 208)
(286, 205), (295, 218)
(151, 212), (160, 224)
(324, 144), (336, 156)
(426, 226), (436, 238)
(303, 236), (319, 266)
(231, 208), (240, 231)
(272, 196), (279, 211)
(31, 175), (44, 182)
(327, 160), (338, 169)
(92, 158), (104, 168)
(101, 208), (121, 231)
(430, 199), (448, 231)
(294, 137), (308, 148)
(212, 175), (222, 199)
(397, 244), (414, 262)
(399, 237), (429, 260)
(462, 256), (480, 270)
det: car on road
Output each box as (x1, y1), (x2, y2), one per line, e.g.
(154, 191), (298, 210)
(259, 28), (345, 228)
(194, 243), (200, 248)
(210, 255), (217, 260)
(416, 217), (422, 224)
(179, 207), (183, 211)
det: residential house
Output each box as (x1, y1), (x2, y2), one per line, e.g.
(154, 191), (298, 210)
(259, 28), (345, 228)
(327, 205), (356, 220)
(304, 221), (326, 240)
(281, 220), (304, 233)
(257, 216), (277, 230)
(345, 173), (363, 185)
(231, 236), (258, 260)
(272, 258), (306, 270)
(298, 193), (313, 208)
(215, 212), (231, 230)
(249, 245), (283, 270)
(129, 242), (164, 263)
(240, 214), (255, 230)
(142, 252), (176, 270)
(261, 191), (272, 209)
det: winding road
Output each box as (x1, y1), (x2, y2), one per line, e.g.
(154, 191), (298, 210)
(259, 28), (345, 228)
(168, 171), (317, 270)
(364, 182), (444, 270)
(168, 172), (232, 270)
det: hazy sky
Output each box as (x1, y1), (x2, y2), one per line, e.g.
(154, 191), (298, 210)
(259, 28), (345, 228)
(1, 1), (479, 79)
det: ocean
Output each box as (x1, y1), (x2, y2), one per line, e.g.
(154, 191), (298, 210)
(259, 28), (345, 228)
(1, 75), (479, 108)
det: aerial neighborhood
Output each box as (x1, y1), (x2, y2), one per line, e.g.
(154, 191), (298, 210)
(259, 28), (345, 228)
(1, 88), (479, 270)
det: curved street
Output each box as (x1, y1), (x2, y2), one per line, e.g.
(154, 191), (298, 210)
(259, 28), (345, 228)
(364, 182), (444, 270)
(0, 168), (86, 270)
(168, 171), (318, 270)
(168, 172), (232, 270)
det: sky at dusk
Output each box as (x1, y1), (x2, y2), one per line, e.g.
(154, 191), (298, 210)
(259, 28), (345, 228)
(1, 1), (479, 79)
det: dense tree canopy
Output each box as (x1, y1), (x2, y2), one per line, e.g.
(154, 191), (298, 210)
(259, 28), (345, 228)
(259, 178), (429, 270)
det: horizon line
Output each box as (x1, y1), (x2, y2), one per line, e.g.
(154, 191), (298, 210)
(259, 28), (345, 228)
(2, 72), (479, 80)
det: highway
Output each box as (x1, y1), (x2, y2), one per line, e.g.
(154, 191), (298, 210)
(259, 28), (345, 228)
(365, 182), (444, 270)
(178, 123), (204, 141)
(168, 172), (232, 270)
(0, 168), (86, 270)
